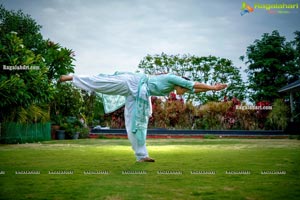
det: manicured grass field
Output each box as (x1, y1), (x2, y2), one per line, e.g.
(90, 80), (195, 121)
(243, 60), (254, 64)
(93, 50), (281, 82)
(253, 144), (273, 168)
(0, 138), (299, 200)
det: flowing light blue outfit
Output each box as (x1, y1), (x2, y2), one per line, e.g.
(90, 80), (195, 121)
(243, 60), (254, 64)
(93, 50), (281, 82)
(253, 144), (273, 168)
(73, 72), (194, 161)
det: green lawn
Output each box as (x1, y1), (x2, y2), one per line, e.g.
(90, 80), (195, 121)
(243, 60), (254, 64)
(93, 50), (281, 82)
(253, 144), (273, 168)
(0, 138), (299, 200)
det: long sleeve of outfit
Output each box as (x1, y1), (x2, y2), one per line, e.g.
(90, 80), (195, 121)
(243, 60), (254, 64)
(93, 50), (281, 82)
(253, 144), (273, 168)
(72, 72), (195, 161)
(148, 74), (195, 96)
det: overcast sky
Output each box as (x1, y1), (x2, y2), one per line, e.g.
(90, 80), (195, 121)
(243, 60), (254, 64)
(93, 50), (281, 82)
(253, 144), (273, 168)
(1, 0), (300, 79)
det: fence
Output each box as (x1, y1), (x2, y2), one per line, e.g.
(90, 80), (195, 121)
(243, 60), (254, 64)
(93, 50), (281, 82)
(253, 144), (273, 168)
(0, 122), (51, 144)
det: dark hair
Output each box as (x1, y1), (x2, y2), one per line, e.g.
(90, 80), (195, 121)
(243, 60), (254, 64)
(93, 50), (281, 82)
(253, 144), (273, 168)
(155, 73), (191, 81)
(182, 76), (190, 81)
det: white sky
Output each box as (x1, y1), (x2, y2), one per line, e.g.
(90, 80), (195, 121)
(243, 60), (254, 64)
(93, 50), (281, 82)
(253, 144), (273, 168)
(2, 0), (300, 80)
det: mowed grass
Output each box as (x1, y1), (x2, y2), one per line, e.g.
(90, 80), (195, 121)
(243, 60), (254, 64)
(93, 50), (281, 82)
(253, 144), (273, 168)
(0, 138), (299, 200)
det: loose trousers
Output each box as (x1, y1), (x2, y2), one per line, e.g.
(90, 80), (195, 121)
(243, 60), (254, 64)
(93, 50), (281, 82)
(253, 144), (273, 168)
(73, 74), (149, 160)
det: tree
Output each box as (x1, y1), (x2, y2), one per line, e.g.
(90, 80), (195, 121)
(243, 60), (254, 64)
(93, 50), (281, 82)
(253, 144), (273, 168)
(0, 5), (75, 82)
(42, 40), (75, 81)
(290, 31), (300, 122)
(0, 32), (52, 122)
(291, 31), (300, 79)
(0, 5), (43, 53)
(0, 5), (74, 122)
(79, 91), (105, 127)
(241, 30), (299, 103)
(51, 83), (84, 117)
(138, 53), (246, 104)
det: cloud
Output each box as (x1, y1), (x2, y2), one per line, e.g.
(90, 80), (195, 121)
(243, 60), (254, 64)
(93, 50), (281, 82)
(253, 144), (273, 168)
(2, 0), (300, 78)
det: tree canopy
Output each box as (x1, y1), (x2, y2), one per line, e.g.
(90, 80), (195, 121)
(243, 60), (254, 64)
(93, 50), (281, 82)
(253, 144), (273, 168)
(241, 30), (300, 103)
(0, 5), (75, 122)
(138, 53), (246, 104)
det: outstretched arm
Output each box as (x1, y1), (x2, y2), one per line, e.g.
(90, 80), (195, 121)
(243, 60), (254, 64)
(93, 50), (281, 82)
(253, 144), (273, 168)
(193, 82), (227, 93)
(59, 75), (73, 82)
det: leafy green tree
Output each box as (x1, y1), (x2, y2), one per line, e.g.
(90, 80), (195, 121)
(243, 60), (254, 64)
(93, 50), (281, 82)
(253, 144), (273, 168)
(0, 5), (75, 81)
(0, 5), (43, 52)
(292, 31), (300, 77)
(51, 83), (84, 117)
(138, 53), (246, 104)
(0, 32), (52, 122)
(42, 40), (75, 81)
(266, 99), (289, 130)
(80, 91), (105, 127)
(241, 30), (299, 103)
(0, 5), (74, 122)
(290, 31), (300, 122)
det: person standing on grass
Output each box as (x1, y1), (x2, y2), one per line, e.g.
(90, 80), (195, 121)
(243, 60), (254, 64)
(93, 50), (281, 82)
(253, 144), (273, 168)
(59, 72), (227, 162)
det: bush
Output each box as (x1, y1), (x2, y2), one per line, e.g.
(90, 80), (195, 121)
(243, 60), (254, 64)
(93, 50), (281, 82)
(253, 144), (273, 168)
(235, 108), (259, 130)
(266, 99), (290, 130)
(196, 101), (231, 130)
(104, 95), (274, 130)
(51, 83), (84, 118)
(79, 127), (90, 139)
(149, 93), (194, 129)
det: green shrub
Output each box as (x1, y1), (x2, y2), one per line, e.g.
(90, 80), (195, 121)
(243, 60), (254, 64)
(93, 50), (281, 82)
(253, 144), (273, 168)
(266, 99), (290, 130)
